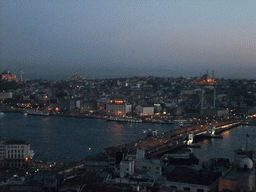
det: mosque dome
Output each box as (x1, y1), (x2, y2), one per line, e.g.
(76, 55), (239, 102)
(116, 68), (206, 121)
(0, 70), (17, 82)
(239, 157), (253, 170)
(198, 74), (214, 85)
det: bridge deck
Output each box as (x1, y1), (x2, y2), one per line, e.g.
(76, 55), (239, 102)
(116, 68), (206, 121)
(105, 120), (242, 159)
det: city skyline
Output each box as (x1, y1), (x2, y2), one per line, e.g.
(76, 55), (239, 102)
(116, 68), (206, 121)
(1, 0), (256, 80)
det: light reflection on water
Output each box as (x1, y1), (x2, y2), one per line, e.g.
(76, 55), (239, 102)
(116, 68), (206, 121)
(192, 125), (256, 164)
(110, 123), (125, 142)
(0, 113), (175, 162)
(1, 113), (255, 163)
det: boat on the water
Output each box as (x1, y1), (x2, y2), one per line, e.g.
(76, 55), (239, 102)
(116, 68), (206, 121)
(146, 129), (157, 137)
(106, 117), (142, 123)
(26, 110), (50, 116)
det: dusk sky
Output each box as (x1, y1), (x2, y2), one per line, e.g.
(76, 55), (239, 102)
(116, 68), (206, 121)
(1, 0), (256, 80)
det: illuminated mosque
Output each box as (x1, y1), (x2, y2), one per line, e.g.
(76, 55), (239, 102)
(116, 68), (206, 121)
(0, 70), (18, 82)
(198, 73), (214, 85)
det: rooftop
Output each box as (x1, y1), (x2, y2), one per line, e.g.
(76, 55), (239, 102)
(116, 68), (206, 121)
(165, 166), (221, 186)
(5, 140), (29, 145)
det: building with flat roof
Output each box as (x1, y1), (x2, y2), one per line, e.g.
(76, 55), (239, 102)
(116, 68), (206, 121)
(106, 100), (132, 116)
(135, 105), (154, 116)
(4, 140), (34, 168)
(163, 165), (221, 192)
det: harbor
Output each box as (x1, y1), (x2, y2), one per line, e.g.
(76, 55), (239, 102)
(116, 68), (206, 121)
(0, 112), (253, 164)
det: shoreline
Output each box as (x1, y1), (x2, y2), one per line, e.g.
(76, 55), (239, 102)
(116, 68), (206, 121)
(0, 107), (193, 125)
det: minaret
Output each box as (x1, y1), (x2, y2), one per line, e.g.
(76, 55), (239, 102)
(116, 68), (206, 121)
(20, 71), (23, 81)
(213, 88), (216, 108)
(201, 90), (204, 115)
(7, 71), (10, 81)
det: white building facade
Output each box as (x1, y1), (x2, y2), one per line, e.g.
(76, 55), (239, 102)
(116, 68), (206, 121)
(135, 105), (154, 116)
(119, 160), (134, 177)
(4, 140), (34, 168)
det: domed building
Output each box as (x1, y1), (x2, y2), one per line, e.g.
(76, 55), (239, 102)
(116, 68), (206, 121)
(198, 74), (214, 85)
(0, 70), (18, 82)
(68, 74), (86, 82)
(219, 150), (255, 192)
(236, 157), (255, 191)
(239, 157), (253, 171)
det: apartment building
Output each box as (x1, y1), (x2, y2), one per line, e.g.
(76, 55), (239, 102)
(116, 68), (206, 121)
(4, 140), (34, 168)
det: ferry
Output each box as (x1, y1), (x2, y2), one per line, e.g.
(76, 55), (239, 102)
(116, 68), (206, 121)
(151, 119), (164, 124)
(146, 129), (157, 137)
(106, 117), (142, 123)
(26, 110), (50, 116)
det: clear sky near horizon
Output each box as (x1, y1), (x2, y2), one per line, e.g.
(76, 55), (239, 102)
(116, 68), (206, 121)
(1, 0), (256, 80)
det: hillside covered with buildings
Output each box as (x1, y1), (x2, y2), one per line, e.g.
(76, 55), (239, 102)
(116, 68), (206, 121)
(1, 70), (256, 120)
